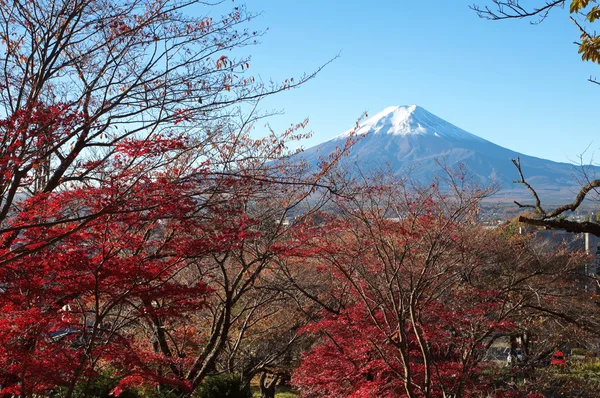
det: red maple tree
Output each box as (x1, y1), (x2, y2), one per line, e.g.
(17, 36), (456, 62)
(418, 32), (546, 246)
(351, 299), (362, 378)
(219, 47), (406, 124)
(290, 174), (574, 398)
(0, 1), (349, 396)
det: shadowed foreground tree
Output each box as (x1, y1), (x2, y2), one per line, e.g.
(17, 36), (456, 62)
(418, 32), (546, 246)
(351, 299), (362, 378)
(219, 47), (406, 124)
(472, 1), (600, 236)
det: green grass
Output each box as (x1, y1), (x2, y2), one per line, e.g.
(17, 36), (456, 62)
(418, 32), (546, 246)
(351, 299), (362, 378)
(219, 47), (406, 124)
(250, 385), (298, 398)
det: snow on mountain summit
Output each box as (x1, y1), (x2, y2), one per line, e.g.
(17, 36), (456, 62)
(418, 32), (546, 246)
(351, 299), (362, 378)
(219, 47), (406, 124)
(335, 105), (484, 142)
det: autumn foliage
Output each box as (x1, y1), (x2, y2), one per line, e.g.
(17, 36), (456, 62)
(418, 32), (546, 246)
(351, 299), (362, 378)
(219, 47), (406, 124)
(0, 1), (596, 398)
(290, 176), (586, 398)
(0, 0), (341, 396)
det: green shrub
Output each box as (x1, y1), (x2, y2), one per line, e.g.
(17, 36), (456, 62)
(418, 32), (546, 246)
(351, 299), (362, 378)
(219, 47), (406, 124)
(53, 372), (179, 398)
(571, 347), (588, 356)
(53, 372), (140, 398)
(142, 389), (182, 398)
(194, 374), (252, 398)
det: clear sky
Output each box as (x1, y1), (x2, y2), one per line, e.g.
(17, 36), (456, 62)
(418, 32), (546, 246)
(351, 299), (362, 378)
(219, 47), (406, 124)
(214, 1), (599, 164)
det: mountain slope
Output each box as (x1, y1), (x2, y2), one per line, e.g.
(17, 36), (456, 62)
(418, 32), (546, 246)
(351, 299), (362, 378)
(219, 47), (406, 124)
(299, 105), (591, 200)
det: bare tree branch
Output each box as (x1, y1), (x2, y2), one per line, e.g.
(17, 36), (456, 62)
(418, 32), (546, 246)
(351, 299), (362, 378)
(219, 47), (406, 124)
(470, 0), (566, 22)
(517, 215), (600, 236)
(512, 157), (600, 236)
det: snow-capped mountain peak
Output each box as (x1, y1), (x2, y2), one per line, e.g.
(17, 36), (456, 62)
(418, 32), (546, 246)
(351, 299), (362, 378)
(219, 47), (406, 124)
(336, 105), (484, 142)
(296, 104), (596, 201)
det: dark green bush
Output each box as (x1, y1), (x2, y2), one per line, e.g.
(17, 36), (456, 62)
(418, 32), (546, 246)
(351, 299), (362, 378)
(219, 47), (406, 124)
(53, 372), (140, 398)
(571, 347), (590, 356)
(53, 372), (177, 398)
(194, 374), (252, 398)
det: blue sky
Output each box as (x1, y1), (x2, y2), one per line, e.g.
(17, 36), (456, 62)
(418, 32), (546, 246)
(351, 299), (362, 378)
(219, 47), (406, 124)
(217, 1), (598, 164)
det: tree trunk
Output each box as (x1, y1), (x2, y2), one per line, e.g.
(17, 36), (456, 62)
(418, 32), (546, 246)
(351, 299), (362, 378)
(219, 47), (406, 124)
(259, 371), (279, 398)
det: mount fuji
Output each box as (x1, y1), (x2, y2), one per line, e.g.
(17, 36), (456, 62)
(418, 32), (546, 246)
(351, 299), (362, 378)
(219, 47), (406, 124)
(298, 105), (594, 201)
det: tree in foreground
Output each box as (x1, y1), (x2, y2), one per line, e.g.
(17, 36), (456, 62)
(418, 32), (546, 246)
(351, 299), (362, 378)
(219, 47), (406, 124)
(472, 0), (600, 236)
(289, 172), (587, 398)
(0, 0), (351, 396)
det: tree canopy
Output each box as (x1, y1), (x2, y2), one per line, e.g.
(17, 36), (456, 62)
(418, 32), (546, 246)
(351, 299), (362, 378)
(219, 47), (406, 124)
(0, 0), (347, 396)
